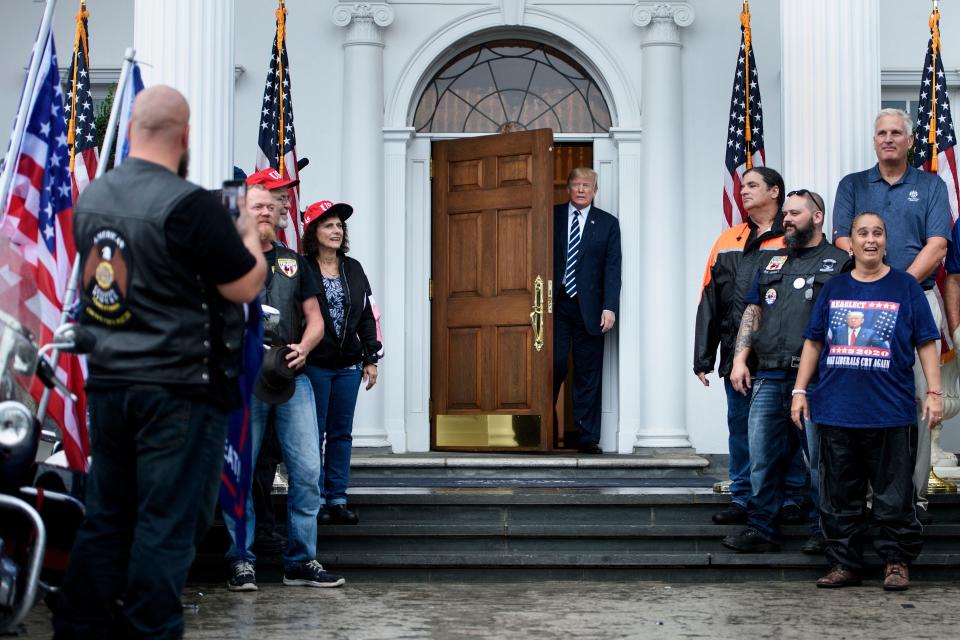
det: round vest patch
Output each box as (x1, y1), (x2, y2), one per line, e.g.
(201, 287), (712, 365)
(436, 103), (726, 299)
(82, 228), (132, 326)
(764, 288), (777, 305)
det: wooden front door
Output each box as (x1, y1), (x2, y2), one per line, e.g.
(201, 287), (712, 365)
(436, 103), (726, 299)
(431, 129), (554, 451)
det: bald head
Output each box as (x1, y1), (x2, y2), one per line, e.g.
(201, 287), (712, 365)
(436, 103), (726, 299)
(130, 85), (189, 145)
(127, 85), (190, 175)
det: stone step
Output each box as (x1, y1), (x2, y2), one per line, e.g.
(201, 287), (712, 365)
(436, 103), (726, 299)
(193, 486), (960, 582)
(345, 450), (713, 480)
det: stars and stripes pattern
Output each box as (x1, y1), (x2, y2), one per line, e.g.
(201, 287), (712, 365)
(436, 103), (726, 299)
(829, 307), (899, 343)
(256, 3), (301, 252)
(2, 33), (89, 471)
(563, 212), (581, 296)
(722, 2), (765, 228)
(64, 2), (98, 202)
(912, 11), (958, 225)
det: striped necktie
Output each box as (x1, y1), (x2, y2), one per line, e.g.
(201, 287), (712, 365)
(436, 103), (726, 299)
(564, 210), (581, 297)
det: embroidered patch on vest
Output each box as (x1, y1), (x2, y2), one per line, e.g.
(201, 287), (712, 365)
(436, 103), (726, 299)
(764, 288), (777, 305)
(82, 228), (132, 326)
(765, 255), (787, 272)
(277, 257), (298, 277)
(820, 258), (837, 272)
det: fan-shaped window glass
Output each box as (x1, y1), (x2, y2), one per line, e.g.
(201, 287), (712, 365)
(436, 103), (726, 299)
(414, 41), (611, 133)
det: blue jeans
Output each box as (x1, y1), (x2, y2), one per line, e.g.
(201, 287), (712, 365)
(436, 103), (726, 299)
(745, 378), (816, 540)
(724, 377), (752, 507)
(223, 375), (321, 570)
(53, 387), (227, 640)
(305, 365), (362, 506)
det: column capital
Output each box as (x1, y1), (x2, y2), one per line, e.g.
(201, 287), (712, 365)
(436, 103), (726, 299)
(332, 3), (395, 46)
(632, 2), (694, 47)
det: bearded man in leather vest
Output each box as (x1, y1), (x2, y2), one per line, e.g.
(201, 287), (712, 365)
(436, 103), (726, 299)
(220, 182), (345, 592)
(723, 190), (851, 555)
(54, 86), (266, 639)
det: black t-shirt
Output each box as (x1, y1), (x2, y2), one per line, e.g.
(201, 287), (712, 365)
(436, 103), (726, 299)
(165, 190), (256, 409)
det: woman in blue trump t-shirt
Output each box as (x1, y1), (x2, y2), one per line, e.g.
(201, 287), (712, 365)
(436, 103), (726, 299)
(790, 212), (942, 592)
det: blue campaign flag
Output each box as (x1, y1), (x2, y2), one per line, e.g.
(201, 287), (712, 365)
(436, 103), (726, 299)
(113, 62), (144, 167)
(219, 301), (264, 555)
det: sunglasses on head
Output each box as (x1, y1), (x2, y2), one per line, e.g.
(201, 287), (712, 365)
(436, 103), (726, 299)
(787, 189), (825, 213)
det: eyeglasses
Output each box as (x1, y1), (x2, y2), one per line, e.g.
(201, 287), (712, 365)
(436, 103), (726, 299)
(787, 189), (825, 214)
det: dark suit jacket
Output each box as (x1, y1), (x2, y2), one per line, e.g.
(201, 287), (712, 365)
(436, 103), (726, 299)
(553, 202), (622, 336)
(832, 326), (887, 348)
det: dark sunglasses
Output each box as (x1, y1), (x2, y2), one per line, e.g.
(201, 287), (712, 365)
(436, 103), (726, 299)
(787, 189), (825, 213)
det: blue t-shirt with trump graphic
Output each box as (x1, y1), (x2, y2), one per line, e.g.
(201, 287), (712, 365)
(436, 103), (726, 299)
(803, 268), (939, 428)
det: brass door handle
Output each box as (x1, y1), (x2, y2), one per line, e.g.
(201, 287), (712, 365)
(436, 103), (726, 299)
(530, 275), (544, 352)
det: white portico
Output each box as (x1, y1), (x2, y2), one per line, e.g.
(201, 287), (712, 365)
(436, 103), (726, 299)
(3, 0), (959, 459)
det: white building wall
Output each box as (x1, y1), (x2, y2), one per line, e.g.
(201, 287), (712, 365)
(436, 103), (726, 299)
(2, 0), (959, 453)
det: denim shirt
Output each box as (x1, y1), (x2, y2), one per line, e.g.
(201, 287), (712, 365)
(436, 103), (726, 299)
(832, 164), (950, 289)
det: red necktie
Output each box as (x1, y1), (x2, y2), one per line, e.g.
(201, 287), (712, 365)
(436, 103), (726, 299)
(849, 330), (857, 346)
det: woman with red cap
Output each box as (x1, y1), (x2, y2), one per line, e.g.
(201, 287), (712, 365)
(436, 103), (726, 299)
(301, 200), (381, 524)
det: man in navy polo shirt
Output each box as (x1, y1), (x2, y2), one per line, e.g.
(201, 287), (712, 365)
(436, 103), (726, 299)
(832, 108), (952, 513)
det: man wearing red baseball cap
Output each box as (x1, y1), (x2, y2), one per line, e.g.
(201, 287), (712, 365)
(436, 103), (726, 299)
(247, 168), (299, 235)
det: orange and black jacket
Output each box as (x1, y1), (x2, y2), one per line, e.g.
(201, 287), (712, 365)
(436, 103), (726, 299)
(694, 216), (785, 378)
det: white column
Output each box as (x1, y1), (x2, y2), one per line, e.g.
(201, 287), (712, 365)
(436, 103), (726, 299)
(333, 2), (395, 447)
(133, 0), (235, 189)
(382, 127), (415, 453)
(781, 0), (880, 226)
(631, 2), (695, 448)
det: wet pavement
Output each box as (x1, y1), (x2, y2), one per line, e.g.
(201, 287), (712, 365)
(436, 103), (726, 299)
(14, 580), (959, 639)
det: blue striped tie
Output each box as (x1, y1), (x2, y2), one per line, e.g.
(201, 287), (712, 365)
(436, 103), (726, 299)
(564, 211), (581, 297)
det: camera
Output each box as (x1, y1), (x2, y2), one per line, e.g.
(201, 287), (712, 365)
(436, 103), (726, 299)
(221, 180), (246, 220)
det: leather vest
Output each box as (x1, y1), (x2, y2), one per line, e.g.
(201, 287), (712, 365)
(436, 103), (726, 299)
(752, 239), (850, 372)
(262, 244), (304, 345)
(73, 158), (220, 385)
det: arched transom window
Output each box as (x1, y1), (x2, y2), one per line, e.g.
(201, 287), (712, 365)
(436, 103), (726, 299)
(414, 40), (612, 134)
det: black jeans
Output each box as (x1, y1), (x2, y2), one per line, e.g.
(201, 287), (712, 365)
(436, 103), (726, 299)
(819, 424), (922, 571)
(53, 386), (227, 640)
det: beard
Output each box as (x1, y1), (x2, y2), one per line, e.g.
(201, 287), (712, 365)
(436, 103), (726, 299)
(259, 225), (277, 245)
(785, 224), (815, 254)
(177, 148), (190, 178)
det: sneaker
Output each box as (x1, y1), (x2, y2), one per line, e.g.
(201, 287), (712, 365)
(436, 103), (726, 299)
(712, 503), (748, 525)
(227, 561), (258, 592)
(777, 503), (805, 525)
(283, 560), (346, 588)
(721, 527), (781, 553)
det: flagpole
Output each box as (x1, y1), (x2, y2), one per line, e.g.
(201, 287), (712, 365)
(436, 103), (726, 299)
(0, 0), (59, 222)
(97, 47), (136, 179)
(37, 45), (136, 424)
(741, 1), (753, 170)
(276, 0), (287, 175)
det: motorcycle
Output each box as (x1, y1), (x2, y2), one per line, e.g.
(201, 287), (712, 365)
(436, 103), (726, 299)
(0, 233), (93, 634)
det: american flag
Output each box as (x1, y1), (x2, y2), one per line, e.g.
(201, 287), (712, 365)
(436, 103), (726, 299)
(912, 7), (958, 222)
(912, 6), (958, 357)
(2, 33), (89, 470)
(722, 1), (766, 228)
(256, 1), (301, 252)
(64, 1), (98, 202)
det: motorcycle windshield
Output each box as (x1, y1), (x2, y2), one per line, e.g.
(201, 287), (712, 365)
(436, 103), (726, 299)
(0, 230), (41, 400)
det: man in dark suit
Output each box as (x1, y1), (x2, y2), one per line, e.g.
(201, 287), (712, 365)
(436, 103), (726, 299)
(553, 167), (622, 453)
(831, 312), (888, 348)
